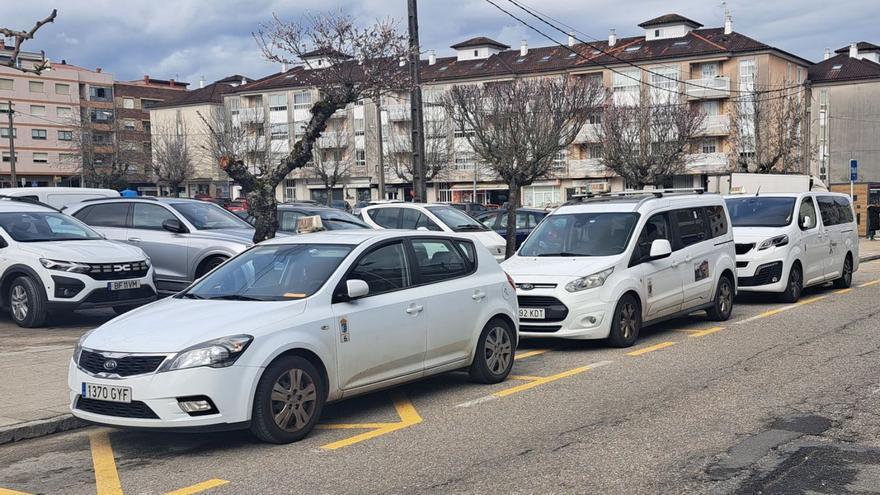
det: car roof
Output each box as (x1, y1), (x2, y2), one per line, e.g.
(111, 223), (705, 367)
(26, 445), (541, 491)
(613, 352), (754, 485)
(260, 229), (469, 246)
(555, 193), (725, 215)
(724, 192), (846, 199)
(0, 199), (57, 213)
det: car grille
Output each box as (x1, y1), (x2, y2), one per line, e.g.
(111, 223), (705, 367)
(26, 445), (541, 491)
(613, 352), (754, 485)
(79, 349), (166, 377)
(75, 396), (159, 419)
(739, 261), (784, 287)
(735, 243), (755, 255)
(517, 295), (569, 322)
(86, 261), (150, 280)
(84, 286), (156, 304)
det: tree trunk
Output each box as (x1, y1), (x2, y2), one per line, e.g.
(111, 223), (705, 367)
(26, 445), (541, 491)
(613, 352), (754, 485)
(325, 185), (333, 207)
(248, 179), (279, 243)
(504, 185), (520, 259)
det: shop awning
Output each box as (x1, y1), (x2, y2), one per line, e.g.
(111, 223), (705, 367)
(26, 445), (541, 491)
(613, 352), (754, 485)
(448, 183), (509, 191)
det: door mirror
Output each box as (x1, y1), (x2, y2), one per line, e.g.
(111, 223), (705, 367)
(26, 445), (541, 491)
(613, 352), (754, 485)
(162, 218), (187, 233)
(346, 279), (370, 299)
(648, 239), (673, 261)
(800, 215), (813, 230)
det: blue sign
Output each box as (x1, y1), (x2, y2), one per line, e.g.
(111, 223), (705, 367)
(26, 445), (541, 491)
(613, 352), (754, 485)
(851, 159), (858, 182)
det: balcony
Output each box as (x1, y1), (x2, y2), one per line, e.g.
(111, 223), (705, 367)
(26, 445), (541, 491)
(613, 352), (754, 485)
(317, 131), (348, 148)
(574, 124), (600, 143)
(698, 114), (730, 136)
(686, 76), (730, 100)
(240, 107), (265, 123)
(385, 104), (411, 121)
(686, 152), (729, 174)
(568, 158), (609, 177)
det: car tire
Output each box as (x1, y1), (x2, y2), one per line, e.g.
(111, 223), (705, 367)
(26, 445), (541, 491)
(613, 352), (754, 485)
(780, 263), (803, 303)
(468, 318), (515, 384)
(607, 294), (641, 348)
(706, 275), (734, 321)
(196, 256), (227, 278)
(833, 254), (853, 289)
(9, 276), (48, 328)
(250, 356), (326, 444)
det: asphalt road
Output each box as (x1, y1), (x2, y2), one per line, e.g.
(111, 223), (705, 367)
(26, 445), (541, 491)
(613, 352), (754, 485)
(2, 262), (880, 495)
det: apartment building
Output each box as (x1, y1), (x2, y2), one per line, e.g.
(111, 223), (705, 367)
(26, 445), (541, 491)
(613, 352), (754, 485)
(808, 41), (880, 235)
(114, 76), (189, 193)
(0, 45), (113, 187)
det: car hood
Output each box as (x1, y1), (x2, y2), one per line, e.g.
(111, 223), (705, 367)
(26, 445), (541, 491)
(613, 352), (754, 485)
(502, 255), (618, 281)
(188, 227), (256, 245)
(18, 240), (146, 263)
(464, 230), (506, 248)
(82, 297), (308, 353)
(731, 227), (792, 244)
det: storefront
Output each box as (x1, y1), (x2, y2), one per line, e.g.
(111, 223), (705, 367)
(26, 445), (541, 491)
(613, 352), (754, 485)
(437, 182), (509, 205)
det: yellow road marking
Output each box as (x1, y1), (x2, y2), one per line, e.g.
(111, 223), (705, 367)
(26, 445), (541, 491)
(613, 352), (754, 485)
(319, 392), (422, 450)
(0, 488), (33, 495)
(508, 375), (544, 381)
(834, 288), (853, 295)
(797, 295), (828, 306)
(90, 431), (123, 495)
(678, 326), (725, 338)
(755, 307), (788, 319)
(515, 349), (548, 360)
(493, 366), (591, 398)
(164, 480), (229, 495)
(626, 341), (677, 356)
(858, 279), (880, 288)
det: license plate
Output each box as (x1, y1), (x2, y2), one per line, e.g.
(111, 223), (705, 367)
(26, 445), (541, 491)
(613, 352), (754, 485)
(107, 280), (140, 291)
(519, 308), (546, 320)
(82, 382), (131, 403)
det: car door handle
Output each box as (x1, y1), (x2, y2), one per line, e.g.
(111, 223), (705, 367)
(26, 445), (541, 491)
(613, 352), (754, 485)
(472, 290), (486, 301)
(405, 304), (423, 315)
(830, 241), (839, 247)
(127, 237), (142, 242)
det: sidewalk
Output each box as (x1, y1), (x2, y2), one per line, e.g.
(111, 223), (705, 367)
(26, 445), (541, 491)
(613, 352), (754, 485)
(860, 237), (880, 263)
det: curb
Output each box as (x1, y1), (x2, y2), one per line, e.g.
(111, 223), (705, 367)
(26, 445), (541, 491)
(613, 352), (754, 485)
(860, 254), (880, 263)
(0, 414), (87, 445)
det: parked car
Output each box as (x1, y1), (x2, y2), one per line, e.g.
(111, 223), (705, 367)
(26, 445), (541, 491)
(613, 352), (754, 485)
(725, 192), (858, 302)
(3, 187), (120, 209)
(475, 208), (547, 249)
(330, 200), (352, 213)
(502, 191), (737, 346)
(225, 198), (249, 214)
(66, 198), (255, 295)
(278, 205), (370, 232)
(69, 230), (518, 443)
(197, 196), (232, 209)
(0, 197), (156, 327)
(352, 199), (402, 216)
(359, 203), (507, 261)
(447, 202), (490, 217)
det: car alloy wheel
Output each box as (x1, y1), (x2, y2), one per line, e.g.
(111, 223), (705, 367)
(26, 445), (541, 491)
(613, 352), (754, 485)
(619, 302), (637, 341)
(10, 285), (28, 322)
(719, 280), (732, 317)
(270, 368), (318, 433)
(484, 325), (513, 375)
(789, 267), (801, 299)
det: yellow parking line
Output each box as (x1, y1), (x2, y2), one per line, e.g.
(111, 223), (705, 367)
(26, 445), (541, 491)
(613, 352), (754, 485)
(0, 488), (33, 495)
(165, 479), (229, 495)
(515, 349), (549, 360)
(508, 375), (544, 381)
(834, 288), (853, 295)
(678, 326), (725, 338)
(493, 366), (591, 398)
(858, 279), (880, 288)
(320, 392), (422, 450)
(90, 431), (123, 495)
(626, 341), (677, 356)
(797, 295), (828, 306)
(316, 423), (392, 430)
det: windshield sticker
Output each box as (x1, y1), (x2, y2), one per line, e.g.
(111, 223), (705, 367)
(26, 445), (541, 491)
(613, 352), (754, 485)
(340, 317), (350, 343)
(694, 260), (710, 282)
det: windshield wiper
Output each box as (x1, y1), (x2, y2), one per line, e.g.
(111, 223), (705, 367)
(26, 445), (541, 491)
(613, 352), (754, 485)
(180, 293), (205, 299)
(535, 252), (587, 257)
(206, 294), (264, 301)
(455, 224), (485, 231)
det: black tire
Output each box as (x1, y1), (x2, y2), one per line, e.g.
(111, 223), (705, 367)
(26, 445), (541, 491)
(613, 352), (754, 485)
(780, 263), (803, 303)
(196, 256), (227, 278)
(833, 254), (853, 289)
(706, 275), (734, 321)
(112, 305), (138, 316)
(8, 276), (48, 328)
(250, 356), (325, 444)
(607, 294), (640, 348)
(468, 318), (515, 384)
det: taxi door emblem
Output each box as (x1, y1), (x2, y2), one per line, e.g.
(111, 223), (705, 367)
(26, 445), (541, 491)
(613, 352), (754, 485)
(340, 317), (350, 343)
(647, 279), (653, 296)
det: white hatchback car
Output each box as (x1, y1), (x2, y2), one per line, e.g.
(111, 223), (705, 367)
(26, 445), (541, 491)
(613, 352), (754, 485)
(726, 192), (859, 302)
(359, 203), (507, 261)
(69, 230), (518, 443)
(503, 192), (737, 346)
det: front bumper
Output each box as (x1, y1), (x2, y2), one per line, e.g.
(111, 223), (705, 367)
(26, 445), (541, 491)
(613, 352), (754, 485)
(68, 359), (262, 429)
(736, 254), (788, 293)
(516, 288), (612, 340)
(45, 268), (158, 310)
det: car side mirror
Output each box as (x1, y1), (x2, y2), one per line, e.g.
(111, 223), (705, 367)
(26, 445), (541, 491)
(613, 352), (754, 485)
(162, 218), (187, 234)
(801, 215), (813, 230)
(346, 279), (369, 299)
(647, 239), (672, 261)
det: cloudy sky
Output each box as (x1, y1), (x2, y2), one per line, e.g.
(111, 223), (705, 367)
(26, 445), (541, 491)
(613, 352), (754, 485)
(6, 0), (877, 86)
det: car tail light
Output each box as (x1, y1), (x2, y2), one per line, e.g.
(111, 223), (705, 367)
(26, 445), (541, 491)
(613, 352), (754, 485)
(505, 272), (516, 291)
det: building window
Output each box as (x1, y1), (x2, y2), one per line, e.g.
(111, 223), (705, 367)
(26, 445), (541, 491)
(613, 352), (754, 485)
(588, 113), (602, 125)
(123, 98), (135, 109)
(654, 29), (662, 37)
(58, 130), (73, 141)
(91, 109), (114, 123)
(269, 94), (287, 111)
(455, 151), (476, 170)
(143, 121), (151, 133)
(701, 138), (718, 154)
(56, 106), (72, 118)
(29, 81), (44, 93)
(142, 99), (161, 109)
(0, 78), (12, 91)
(33, 152), (48, 163)
(612, 69), (640, 106)
(523, 186), (561, 208)
(89, 86), (112, 101)
(227, 97), (240, 115)
(92, 132), (112, 145)
(143, 142), (152, 155)
(701, 100), (720, 116)
(701, 62), (719, 79)
(284, 179), (296, 202)
(30, 105), (46, 116)
(587, 143), (603, 159)
(553, 150), (567, 169)
(354, 117), (365, 136)
(0, 128), (15, 138)
(270, 123), (289, 140)
(32, 129), (47, 140)
(293, 91), (311, 110)
(650, 67), (679, 104)
(1, 152), (18, 162)
(123, 120), (136, 131)
(355, 149), (366, 168)
(60, 153), (76, 163)
(55, 83), (70, 95)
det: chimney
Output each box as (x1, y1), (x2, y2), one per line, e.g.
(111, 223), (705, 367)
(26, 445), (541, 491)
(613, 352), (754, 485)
(281, 62), (288, 73)
(608, 29), (617, 47)
(568, 31), (576, 47)
(240, 77), (246, 85)
(199, 76), (205, 89)
(428, 49), (436, 65)
(143, 75), (149, 83)
(823, 48), (831, 60)
(724, 15), (733, 35)
(96, 67), (102, 73)
(850, 42), (859, 58)
(520, 40), (528, 56)
(169, 78), (175, 87)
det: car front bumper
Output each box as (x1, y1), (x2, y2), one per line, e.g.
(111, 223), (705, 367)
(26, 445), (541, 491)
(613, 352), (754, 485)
(45, 268), (158, 310)
(516, 288), (613, 340)
(735, 252), (789, 293)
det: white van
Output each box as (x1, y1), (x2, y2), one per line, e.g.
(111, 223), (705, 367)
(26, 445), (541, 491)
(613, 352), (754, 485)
(725, 192), (859, 302)
(0, 187), (119, 209)
(502, 191), (737, 346)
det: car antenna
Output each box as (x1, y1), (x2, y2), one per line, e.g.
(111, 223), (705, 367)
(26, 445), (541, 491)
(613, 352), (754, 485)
(754, 186), (761, 197)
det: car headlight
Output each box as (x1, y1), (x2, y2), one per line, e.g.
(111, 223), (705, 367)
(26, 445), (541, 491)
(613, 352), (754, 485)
(758, 234), (789, 251)
(40, 258), (90, 273)
(73, 328), (98, 363)
(565, 267), (614, 293)
(158, 335), (253, 372)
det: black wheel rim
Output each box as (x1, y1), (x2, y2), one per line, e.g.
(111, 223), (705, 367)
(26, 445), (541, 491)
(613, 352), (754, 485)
(619, 302), (637, 340)
(844, 258), (852, 285)
(270, 368), (317, 433)
(719, 280), (732, 316)
(789, 268), (802, 299)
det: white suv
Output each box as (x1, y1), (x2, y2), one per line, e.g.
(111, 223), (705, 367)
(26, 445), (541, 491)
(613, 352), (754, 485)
(726, 192), (859, 302)
(0, 198), (156, 327)
(503, 192), (737, 346)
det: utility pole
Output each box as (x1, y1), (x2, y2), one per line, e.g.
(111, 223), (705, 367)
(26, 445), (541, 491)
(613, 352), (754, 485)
(407, 0), (427, 202)
(5, 101), (16, 186)
(375, 101), (386, 199)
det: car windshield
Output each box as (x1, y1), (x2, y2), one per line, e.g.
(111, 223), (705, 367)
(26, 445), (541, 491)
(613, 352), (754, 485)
(518, 212), (639, 257)
(171, 201), (252, 230)
(726, 197), (797, 227)
(322, 212), (370, 230)
(183, 244), (353, 301)
(0, 212), (103, 242)
(425, 206), (488, 232)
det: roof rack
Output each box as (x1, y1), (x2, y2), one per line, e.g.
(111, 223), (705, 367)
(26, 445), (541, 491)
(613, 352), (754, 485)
(564, 188), (706, 206)
(0, 195), (60, 212)
(80, 196), (158, 203)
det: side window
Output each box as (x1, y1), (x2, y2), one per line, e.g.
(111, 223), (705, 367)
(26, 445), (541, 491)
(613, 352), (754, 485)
(132, 203), (176, 230)
(347, 242), (410, 295)
(368, 208), (401, 229)
(455, 240), (477, 265)
(499, 212), (530, 229)
(530, 212), (546, 227)
(76, 203), (129, 227)
(704, 205), (728, 238)
(479, 213), (499, 230)
(673, 208), (708, 248)
(411, 239), (471, 284)
(401, 208), (442, 231)
(633, 213), (671, 263)
(279, 211), (304, 231)
(817, 196), (840, 226)
(834, 197), (854, 223)
(798, 197), (818, 230)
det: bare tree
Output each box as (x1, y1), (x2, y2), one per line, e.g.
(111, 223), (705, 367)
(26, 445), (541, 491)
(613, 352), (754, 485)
(202, 11), (408, 242)
(729, 88), (808, 173)
(597, 99), (705, 189)
(444, 76), (603, 257)
(152, 117), (194, 197)
(309, 129), (352, 206)
(382, 117), (450, 183)
(64, 112), (133, 189)
(0, 10), (56, 75)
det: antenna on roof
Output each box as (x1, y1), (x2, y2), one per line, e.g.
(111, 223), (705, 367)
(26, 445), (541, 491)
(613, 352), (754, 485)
(755, 186), (761, 197)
